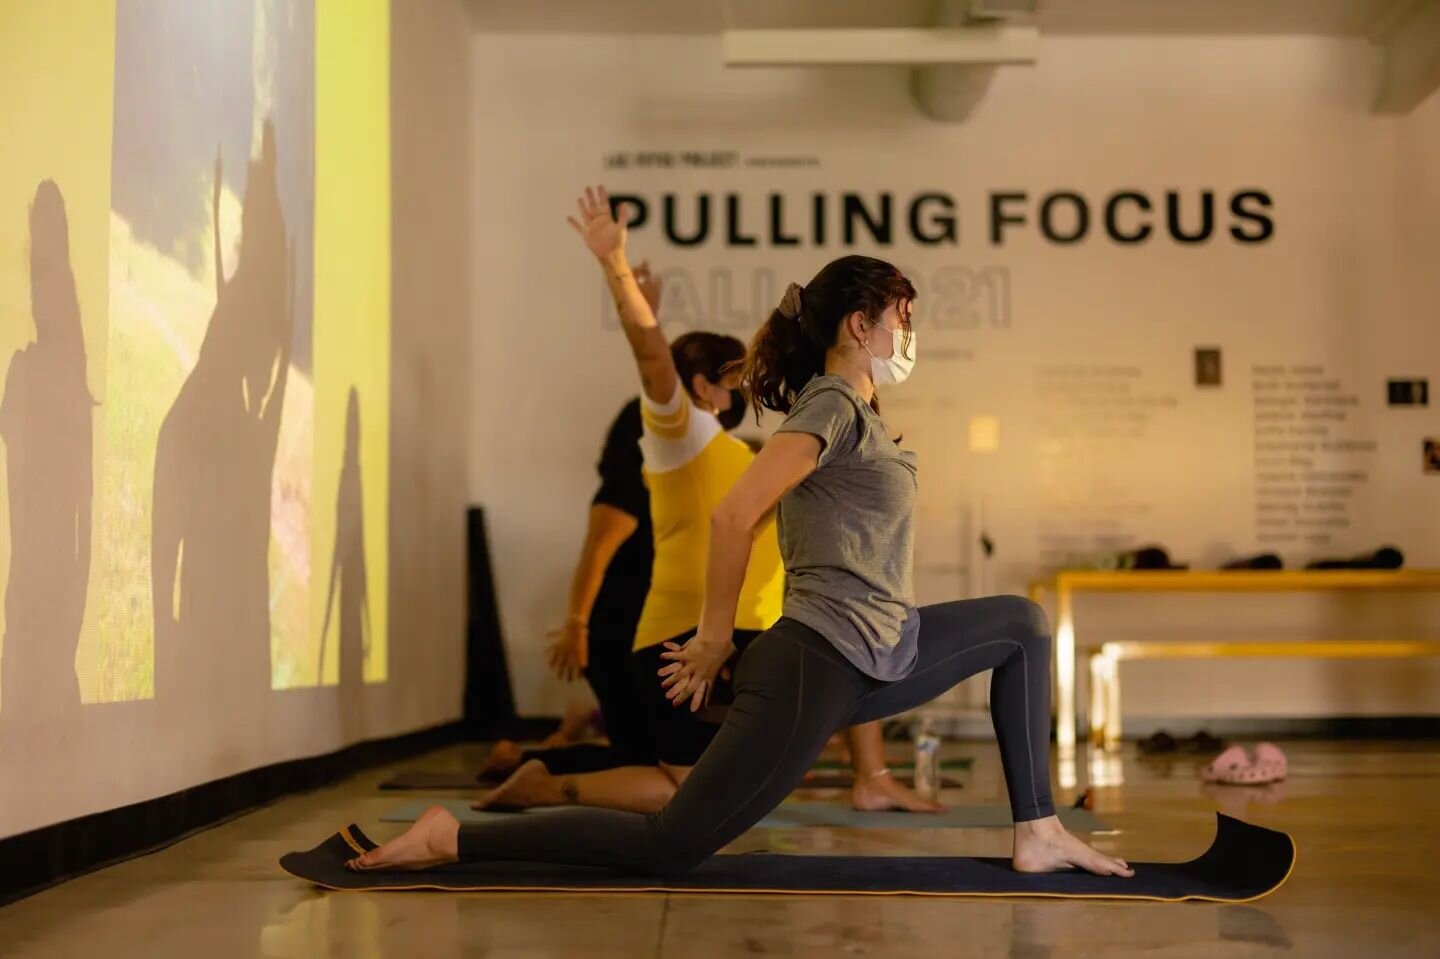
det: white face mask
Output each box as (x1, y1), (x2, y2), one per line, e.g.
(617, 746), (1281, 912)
(862, 321), (917, 385)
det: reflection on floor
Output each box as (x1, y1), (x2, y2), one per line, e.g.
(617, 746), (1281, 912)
(4, 740), (1440, 958)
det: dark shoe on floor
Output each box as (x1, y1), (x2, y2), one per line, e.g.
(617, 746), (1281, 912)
(1138, 731), (1178, 755)
(1181, 730), (1226, 754)
(1222, 553), (1283, 570)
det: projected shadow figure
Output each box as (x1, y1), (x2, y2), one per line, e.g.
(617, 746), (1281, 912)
(152, 121), (294, 718)
(318, 387), (371, 735)
(0, 181), (94, 718)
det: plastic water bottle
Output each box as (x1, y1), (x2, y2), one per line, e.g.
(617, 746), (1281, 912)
(913, 719), (941, 802)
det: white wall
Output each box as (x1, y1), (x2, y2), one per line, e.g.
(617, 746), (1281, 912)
(469, 33), (1440, 722)
(386, 0), (471, 744)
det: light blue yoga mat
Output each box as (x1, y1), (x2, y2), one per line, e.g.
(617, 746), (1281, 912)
(380, 799), (1110, 832)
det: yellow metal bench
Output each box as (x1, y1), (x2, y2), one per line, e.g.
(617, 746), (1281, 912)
(1027, 570), (1440, 755)
(1087, 639), (1440, 750)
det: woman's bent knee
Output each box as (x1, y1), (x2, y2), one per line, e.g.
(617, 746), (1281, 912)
(999, 595), (1052, 656)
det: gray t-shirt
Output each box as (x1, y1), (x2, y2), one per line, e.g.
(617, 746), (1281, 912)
(775, 374), (919, 681)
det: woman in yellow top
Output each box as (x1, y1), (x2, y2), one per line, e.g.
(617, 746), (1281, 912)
(632, 330), (784, 651)
(481, 326), (770, 803)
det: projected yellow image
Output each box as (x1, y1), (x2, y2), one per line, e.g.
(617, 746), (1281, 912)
(100, 0), (316, 703)
(0, 0), (387, 714)
(311, 0), (390, 690)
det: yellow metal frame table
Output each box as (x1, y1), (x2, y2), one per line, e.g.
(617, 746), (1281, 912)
(1088, 639), (1440, 750)
(1027, 570), (1440, 756)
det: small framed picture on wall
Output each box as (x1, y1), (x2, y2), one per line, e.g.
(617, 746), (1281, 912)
(1388, 378), (1429, 407)
(1195, 347), (1222, 387)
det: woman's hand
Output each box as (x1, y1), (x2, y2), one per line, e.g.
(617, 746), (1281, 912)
(566, 185), (629, 261)
(545, 619), (589, 683)
(658, 631), (736, 713)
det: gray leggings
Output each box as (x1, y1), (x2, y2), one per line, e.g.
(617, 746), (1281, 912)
(457, 595), (1056, 876)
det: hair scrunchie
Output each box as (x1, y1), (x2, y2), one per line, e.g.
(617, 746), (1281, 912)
(777, 282), (804, 321)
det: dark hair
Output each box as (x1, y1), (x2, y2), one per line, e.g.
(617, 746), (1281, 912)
(743, 255), (915, 418)
(671, 331), (746, 400)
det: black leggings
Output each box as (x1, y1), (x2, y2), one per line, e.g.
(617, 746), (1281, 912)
(456, 595), (1056, 876)
(516, 621), (654, 775)
(517, 628), (760, 774)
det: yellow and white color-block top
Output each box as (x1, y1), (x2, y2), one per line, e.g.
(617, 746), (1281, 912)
(634, 386), (785, 651)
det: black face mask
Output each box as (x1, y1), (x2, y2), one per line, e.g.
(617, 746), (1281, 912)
(718, 388), (747, 431)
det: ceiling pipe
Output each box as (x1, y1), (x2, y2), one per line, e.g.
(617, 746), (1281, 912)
(913, 0), (1004, 122)
(720, 1), (1038, 123)
(912, 60), (999, 122)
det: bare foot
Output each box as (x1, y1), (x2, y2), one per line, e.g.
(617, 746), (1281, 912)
(477, 740), (524, 780)
(1012, 816), (1134, 877)
(851, 770), (945, 813)
(472, 759), (566, 810)
(346, 806), (460, 872)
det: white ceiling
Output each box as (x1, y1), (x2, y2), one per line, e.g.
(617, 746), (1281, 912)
(466, 0), (1408, 37)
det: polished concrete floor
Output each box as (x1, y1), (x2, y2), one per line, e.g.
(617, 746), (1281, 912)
(4, 739), (1439, 958)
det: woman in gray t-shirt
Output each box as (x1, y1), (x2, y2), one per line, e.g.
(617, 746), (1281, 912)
(346, 252), (1132, 883)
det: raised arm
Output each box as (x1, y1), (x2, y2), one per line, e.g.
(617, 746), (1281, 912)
(567, 186), (678, 405)
(659, 432), (822, 710)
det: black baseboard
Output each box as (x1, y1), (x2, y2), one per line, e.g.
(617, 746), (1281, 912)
(0, 720), (467, 908)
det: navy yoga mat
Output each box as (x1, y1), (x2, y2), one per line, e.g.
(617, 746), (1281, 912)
(280, 814), (1293, 902)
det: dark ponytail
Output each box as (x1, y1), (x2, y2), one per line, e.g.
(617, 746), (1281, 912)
(742, 293), (824, 419)
(742, 254), (916, 419)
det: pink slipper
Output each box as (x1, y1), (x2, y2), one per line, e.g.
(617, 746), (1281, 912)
(1201, 745), (1279, 785)
(1252, 742), (1288, 782)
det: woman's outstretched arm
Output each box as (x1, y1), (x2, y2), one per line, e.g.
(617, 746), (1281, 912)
(567, 185), (678, 405)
